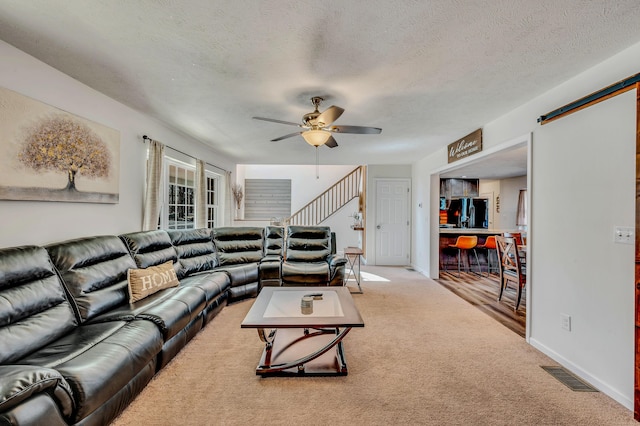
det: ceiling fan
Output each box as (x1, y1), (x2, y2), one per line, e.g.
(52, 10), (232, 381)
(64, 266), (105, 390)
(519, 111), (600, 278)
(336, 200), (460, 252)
(252, 96), (382, 148)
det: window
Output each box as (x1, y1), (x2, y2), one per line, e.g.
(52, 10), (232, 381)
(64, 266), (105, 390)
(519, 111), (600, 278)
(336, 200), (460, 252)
(159, 158), (222, 230)
(205, 172), (220, 228)
(164, 159), (195, 230)
(244, 179), (291, 220)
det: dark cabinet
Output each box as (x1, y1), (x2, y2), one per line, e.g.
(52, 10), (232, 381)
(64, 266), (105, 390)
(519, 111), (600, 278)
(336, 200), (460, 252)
(440, 178), (479, 199)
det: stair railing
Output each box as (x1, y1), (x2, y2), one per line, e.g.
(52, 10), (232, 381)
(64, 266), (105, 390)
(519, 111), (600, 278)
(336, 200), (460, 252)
(288, 166), (363, 226)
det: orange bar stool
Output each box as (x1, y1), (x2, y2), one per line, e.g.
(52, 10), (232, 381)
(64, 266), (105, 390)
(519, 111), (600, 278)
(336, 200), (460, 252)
(448, 235), (480, 277)
(476, 235), (498, 277)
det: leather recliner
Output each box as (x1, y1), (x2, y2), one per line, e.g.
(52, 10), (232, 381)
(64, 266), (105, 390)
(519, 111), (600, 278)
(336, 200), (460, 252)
(281, 226), (347, 286)
(211, 227), (264, 301)
(166, 228), (231, 324)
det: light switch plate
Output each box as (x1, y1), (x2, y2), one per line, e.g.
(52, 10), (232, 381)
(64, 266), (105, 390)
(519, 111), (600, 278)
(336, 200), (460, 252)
(560, 313), (571, 331)
(614, 226), (634, 245)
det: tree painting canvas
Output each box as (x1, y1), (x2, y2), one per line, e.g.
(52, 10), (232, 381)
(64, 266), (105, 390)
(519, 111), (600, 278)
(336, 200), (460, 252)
(0, 87), (119, 203)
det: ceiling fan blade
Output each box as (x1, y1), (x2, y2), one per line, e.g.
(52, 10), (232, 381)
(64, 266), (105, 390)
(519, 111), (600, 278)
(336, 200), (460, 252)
(327, 125), (382, 134)
(315, 106), (344, 126)
(271, 131), (303, 142)
(324, 136), (338, 148)
(253, 116), (302, 127)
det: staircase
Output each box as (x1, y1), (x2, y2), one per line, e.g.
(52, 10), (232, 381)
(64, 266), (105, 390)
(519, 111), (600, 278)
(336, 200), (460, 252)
(288, 166), (365, 226)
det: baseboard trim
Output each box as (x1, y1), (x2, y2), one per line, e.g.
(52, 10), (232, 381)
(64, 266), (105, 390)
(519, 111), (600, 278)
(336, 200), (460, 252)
(411, 263), (428, 277)
(529, 337), (633, 411)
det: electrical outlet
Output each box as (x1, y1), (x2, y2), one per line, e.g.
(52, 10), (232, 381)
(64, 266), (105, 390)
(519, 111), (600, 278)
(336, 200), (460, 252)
(561, 314), (571, 331)
(614, 226), (634, 244)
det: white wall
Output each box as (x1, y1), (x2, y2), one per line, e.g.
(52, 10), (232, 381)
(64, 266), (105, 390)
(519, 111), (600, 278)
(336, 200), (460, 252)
(0, 40), (235, 247)
(412, 153), (444, 275)
(237, 163), (413, 262)
(478, 179), (500, 228)
(412, 40), (640, 410)
(236, 164), (358, 212)
(497, 176), (527, 230)
(478, 177), (526, 230)
(531, 91), (635, 408)
(235, 164), (361, 253)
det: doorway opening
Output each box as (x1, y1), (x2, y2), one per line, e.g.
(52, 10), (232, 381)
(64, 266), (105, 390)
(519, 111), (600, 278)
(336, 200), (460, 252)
(430, 134), (531, 339)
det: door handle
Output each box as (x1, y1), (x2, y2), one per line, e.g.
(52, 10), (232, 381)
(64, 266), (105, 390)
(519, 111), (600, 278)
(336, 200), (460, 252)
(376, 225), (381, 229)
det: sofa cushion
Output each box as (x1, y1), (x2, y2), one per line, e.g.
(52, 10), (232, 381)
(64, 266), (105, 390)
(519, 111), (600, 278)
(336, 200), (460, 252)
(285, 226), (332, 262)
(167, 228), (218, 278)
(212, 227), (264, 266)
(88, 285), (207, 340)
(264, 226), (284, 257)
(46, 235), (137, 323)
(215, 263), (259, 288)
(228, 282), (259, 301)
(281, 261), (330, 285)
(127, 261), (180, 303)
(132, 287), (206, 339)
(174, 270), (230, 324)
(0, 246), (78, 364)
(180, 272), (230, 304)
(18, 320), (162, 424)
(119, 230), (180, 274)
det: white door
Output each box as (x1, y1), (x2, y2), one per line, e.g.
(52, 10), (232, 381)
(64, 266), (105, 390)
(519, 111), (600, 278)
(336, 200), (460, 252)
(375, 179), (410, 265)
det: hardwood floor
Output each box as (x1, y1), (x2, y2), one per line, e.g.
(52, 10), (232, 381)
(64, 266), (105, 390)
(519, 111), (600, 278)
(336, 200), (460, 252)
(436, 271), (526, 337)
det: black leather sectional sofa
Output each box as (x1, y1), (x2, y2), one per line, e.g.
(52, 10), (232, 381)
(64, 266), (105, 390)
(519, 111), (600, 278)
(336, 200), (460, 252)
(0, 225), (346, 426)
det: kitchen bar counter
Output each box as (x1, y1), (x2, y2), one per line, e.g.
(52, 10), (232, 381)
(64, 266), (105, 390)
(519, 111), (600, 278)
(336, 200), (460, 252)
(439, 228), (522, 274)
(439, 228), (519, 235)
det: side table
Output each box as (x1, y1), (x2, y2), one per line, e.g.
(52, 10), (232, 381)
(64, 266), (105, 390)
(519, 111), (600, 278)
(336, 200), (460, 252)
(344, 247), (363, 294)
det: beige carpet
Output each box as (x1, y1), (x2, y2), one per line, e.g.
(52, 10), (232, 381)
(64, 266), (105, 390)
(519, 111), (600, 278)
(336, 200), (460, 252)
(112, 266), (635, 425)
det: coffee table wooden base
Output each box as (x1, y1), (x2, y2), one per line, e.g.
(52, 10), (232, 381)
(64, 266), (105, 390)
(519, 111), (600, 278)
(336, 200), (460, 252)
(256, 327), (351, 377)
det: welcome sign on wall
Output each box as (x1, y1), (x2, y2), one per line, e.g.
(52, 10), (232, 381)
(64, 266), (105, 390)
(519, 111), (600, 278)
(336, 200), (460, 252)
(447, 128), (482, 163)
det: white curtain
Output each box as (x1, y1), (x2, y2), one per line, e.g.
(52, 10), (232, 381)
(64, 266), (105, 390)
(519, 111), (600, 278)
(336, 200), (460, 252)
(195, 159), (207, 229)
(142, 139), (165, 231)
(225, 170), (233, 226)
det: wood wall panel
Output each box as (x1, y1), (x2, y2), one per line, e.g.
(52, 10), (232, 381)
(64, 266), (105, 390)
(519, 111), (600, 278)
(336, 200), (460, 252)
(635, 82), (640, 421)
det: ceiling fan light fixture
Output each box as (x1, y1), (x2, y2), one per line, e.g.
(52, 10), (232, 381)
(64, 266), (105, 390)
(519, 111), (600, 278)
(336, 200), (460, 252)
(302, 129), (331, 147)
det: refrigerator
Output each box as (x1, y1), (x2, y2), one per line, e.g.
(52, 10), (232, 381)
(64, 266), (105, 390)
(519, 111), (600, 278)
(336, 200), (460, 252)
(446, 198), (488, 228)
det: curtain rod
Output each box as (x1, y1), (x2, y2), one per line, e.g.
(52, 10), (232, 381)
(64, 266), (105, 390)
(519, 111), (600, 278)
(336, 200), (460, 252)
(142, 135), (230, 173)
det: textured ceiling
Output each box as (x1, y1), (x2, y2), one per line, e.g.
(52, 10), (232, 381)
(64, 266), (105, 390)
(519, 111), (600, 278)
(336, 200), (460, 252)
(1, 1), (640, 170)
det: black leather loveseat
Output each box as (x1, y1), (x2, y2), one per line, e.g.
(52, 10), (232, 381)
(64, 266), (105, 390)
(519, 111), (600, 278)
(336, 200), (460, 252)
(0, 225), (346, 426)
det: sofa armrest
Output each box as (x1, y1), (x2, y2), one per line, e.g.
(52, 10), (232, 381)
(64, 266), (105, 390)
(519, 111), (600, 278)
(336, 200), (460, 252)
(328, 255), (348, 286)
(328, 254), (347, 268)
(260, 254), (282, 264)
(259, 255), (282, 287)
(0, 365), (74, 418)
